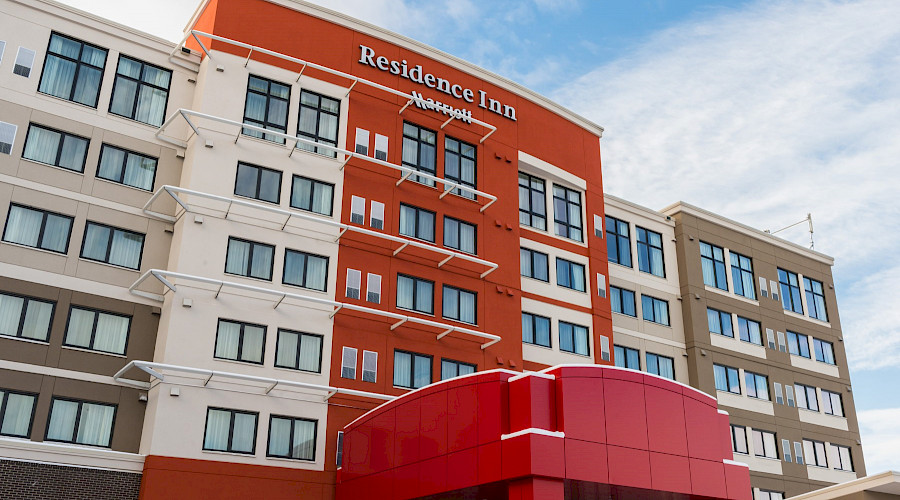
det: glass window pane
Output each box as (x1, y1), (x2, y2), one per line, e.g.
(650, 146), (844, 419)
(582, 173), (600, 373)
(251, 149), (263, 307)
(46, 399), (79, 442)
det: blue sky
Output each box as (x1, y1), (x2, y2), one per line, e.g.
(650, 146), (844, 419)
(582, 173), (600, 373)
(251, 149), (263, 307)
(61, 0), (900, 473)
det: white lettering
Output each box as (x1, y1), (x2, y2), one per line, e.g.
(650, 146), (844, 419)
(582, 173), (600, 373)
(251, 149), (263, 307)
(503, 104), (517, 121)
(462, 88), (474, 103)
(424, 73), (436, 88)
(478, 90), (487, 109)
(376, 56), (389, 71)
(359, 45), (376, 66)
(409, 65), (423, 84)
(390, 60), (401, 75)
(451, 84), (463, 99)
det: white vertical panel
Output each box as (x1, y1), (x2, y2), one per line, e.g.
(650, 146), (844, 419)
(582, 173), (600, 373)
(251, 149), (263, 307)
(0, 121), (16, 155)
(369, 200), (384, 229)
(596, 273), (606, 298)
(366, 273), (381, 303)
(341, 346), (357, 379)
(362, 350), (377, 382)
(354, 128), (370, 155)
(13, 47), (35, 77)
(346, 269), (361, 299)
(374, 133), (388, 161)
(350, 195), (365, 224)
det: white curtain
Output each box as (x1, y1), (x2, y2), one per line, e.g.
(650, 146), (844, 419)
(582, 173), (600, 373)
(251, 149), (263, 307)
(37, 55), (76, 99)
(658, 357), (674, 379)
(312, 184), (332, 215)
(442, 287), (457, 319)
(393, 351), (411, 387)
(250, 245), (273, 279)
(298, 334), (321, 372)
(57, 135), (87, 172)
(65, 308), (95, 348)
(535, 317), (550, 346)
(292, 177), (312, 209)
(574, 326), (589, 356)
(0, 392), (35, 437)
(231, 412), (256, 453)
(396, 276), (413, 310)
(41, 213), (71, 253)
(225, 240), (250, 275)
(276, 330), (298, 368)
(460, 292), (476, 324)
(413, 355), (430, 388)
(0, 294), (25, 337)
(72, 65), (102, 106)
(416, 281), (433, 314)
(46, 399), (79, 442)
(82, 224), (111, 262)
(283, 252), (305, 287)
(4, 205), (42, 247)
(241, 325), (264, 363)
(460, 224), (475, 253)
(204, 409), (230, 451)
(292, 420), (316, 460)
(559, 323), (574, 352)
(418, 213), (435, 242)
(215, 321), (241, 360)
(109, 77), (138, 118)
(268, 417), (292, 457)
(753, 431), (765, 457)
(654, 300), (669, 325)
(108, 231), (143, 269)
(399, 206), (416, 237)
(76, 403), (114, 446)
(93, 313), (128, 354)
(306, 255), (327, 291)
(441, 360), (456, 380)
(135, 86), (168, 127)
(123, 154), (156, 191)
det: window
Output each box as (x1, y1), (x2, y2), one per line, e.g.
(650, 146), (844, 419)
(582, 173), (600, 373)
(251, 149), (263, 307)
(774, 383), (784, 404)
(714, 364), (741, 394)
(522, 312), (551, 348)
(0, 121), (16, 154)
(730, 251), (756, 299)
(214, 319), (266, 365)
(442, 286), (476, 324)
(730, 424), (748, 454)
(224, 237), (274, 280)
(349, 196), (365, 224)
(366, 273), (381, 304)
(737, 316), (762, 345)
(614, 345), (640, 369)
(803, 439), (828, 467)
(556, 258), (586, 292)
(354, 128), (369, 155)
(38, 33), (107, 108)
(441, 359), (475, 380)
(203, 407), (257, 454)
(641, 295), (670, 326)
(787, 331), (811, 358)
(444, 137), (476, 199)
(396, 275), (434, 315)
(109, 55), (171, 126)
(822, 390), (844, 417)
(267, 415), (316, 461)
(814, 338), (836, 365)
(235, 162), (281, 204)
(22, 124), (89, 172)
(97, 144), (157, 191)
(785, 385), (795, 407)
(707, 308), (733, 337)
(700, 242), (727, 290)
(283, 249), (328, 292)
(374, 134), (388, 161)
(0, 292), (54, 342)
(341, 347), (357, 379)
(636, 227), (664, 277)
(336, 431), (344, 467)
(401, 122), (436, 186)
(752, 429), (778, 459)
(646, 352), (674, 379)
(559, 321), (589, 356)
(610, 286), (636, 317)
(552, 185), (583, 242)
(242, 75), (289, 143)
(64, 307), (130, 355)
(297, 90), (339, 157)
(518, 172), (546, 230)
(778, 268), (803, 314)
(795, 441), (805, 465)
(13, 47), (36, 78)
(0, 389), (37, 438)
(81, 222), (145, 270)
(759, 491), (785, 500)
(3, 204), (73, 254)
(361, 350), (377, 382)
(795, 384), (819, 412)
(399, 204), (435, 242)
(783, 439), (793, 462)
(520, 248), (549, 282)
(290, 176), (334, 216)
(804, 277), (828, 321)
(830, 444), (853, 471)
(745, 371), (769, 400)
(605, 216), (631, 267)
(274, 329), (322, 373)
(444, 217), (476, 254)
(345, 269), (361, 299)
(394, 350), (431, 389)
(370, 201), (385, 230)
(45, 398), (115, 447)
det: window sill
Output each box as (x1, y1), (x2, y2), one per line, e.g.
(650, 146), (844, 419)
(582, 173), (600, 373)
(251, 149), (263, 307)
(560, 350), (591, 358)
(43, 439), (112, 450)
(643, 321), (671, 328)
(223, 272), (274, 284)
(106, 111), (162, 130)
(282, 282), (329, 296)
(716, 389), (742, 396)
(395, 307), (435, 319)
(61, 345), (126, 358)
(1, 240), (69, 258)
(78, 257), (140, 273)
(441, 316), (478, 328)
(611, 311), (638, 319)
(519, 224), (588, 248)
(94, 176), (154, 194)
(19, 157), (84, 176)
(272, 366), (323, 377)
(292, 145), (342, 162)
(523, 342), (553, 351)
(608, 261), (634, 271)
(36, 90), (101, 112)
(784, 309), (831, 328)
(754, 455), (780, 462)
(637, 270), (666, 281)
(265, 455), (315, 464)
(240, 132), (289, 149)
(201, 449), (256, 458)
(0, 334), (50, 345)
(558, 286), (588, 294)
(704, 285), (759, 306)
(212, 356), (265, 368)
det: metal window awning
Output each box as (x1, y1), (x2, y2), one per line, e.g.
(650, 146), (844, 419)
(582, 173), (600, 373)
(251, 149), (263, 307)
(155, 109), (497, 213)
(172, 30), (497, 144)
(144, 185), (497, 278)
(113, 360), (396, 402)
(129, 270), (501, 350)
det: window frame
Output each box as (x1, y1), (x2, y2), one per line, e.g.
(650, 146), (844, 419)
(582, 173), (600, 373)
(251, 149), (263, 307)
(234, 161), (282, 205)
(393, 349), (432, 389)
(641, 294), (670, 326)
(0, 388), (38, 438)
(224, 236), (275, 281)
(556, 257), (586, 292)
(274, 328), (323, 373)
(552, 184), (583, 242)
(730, 250), (756, 299)
(707, 307), (734, 338)
(37, 32), (108, 108)
(266, 414), (318, 461)
(202, 406), (259, 455)
(440, 358), (476, 381)
(401, 122), (437, 186)
(636, 226), (665, 277)
(745, 371), (770, 400)
(605, 215), (632, 267)
(813, 338), (836, 365)
(700, 241), (727, 290)
(96, 143), (158, 191)
(520, 247), (549, 282)
(803, 277), (828, 321)
(787, 331), (811, 358)
(559, 320), (590, 356)
(0, 291), (56, 342)
(108, 54), (171, 126)
(242, 75), (290, 143)
(609, 285), (636, 317)
(22, 123), (90, 173)
(44, 396), (117, 448)
(2, 203), (74, 254)
(752, 428), (779, 459)
(518, 172), (547, 231)
(395, 274), (434, 315)
(804, 439), (829, 467)
(443, 136), (477, 199)
(737, 316), (762, 345)
(830, 443), (853, 471)
(441, 284), (477, 325)
(614, 344), (640, 369)
(714, 364), (741, 394)
(522, 312), (551, 348)
(398, 203), (436, 243)
(79, 221), (145, 270)
(443, 216), (477, 254)
(796, 383), (819, 412)
(63, 305), (132, 356)
(778, 268), (804, 314)
(646, 352), (675, 379)
(296, 89), (340, 157)
(730, 424), (749, 454)
(282, 248), (329, 292)
(290, 175), (334, 216)
(822, 389), (843, 417)
(213, 318), (267, 365)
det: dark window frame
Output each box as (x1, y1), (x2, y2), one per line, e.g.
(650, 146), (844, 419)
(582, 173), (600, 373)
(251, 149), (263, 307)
(518, 172), (547, 231)
(401, 122), (437, 186)
(63, 305), (132, 356)
(274, 328), (324, 373)
(559, 320), (590, 356)
(745, 371), (770, 400)
(813, 338), (836, 365)
(520, 247), (549, 282)
(37, 32), (108, 108)
(522, 312), (551, 348)
(393, 349), (432, 389)
(224, 236), (275, 281)
(614, 344), (640, 369)
(290, 174), (334, 216)
(707, 307), (733, 338)
(296, 89), (340, 158)
(610, 286), (636, 317)
(737, 316), (762, 345)
(641, 294), (670, 326)
(556, 257), (586, 292)
(443, 136), (477, 199)
(646, 352), (675, 379)
(234, 162), (282, 205)
(787, 331), (811, 358)
(395, 274), (434, 315)
(266, 414), (318, 461)
(2, 203), (74, 254)
(0, 291), (56, 342)
(398, 203), (436, 243)
(0, 388), (39, 438)
(440, 358), (476, 380)
(730, 250), (756, 299)
(96, 143), (158, 191)
(202, 406), (259, 455)
(282, 248), (329, 292)
(804, 277), (828, 322)
(443, 216), (477, 254)
(108, 54), (171, 126)
(753, 429), (779, 459)
(714, 363), (741, 394)
(636, 226), (665, 277)
(778, 268), (804, 314)
(605, 215), (632, 267)
(79, 221), (145, 270)
(730, 424), (749, 454)
(22, 123), (90, 172)
(700, 241), (727, 290)
(552, 184), (583, 242)
(213, 318), (267, 365)
(242, 75), (290, 144)
(441, 284), (477, 325)
(44, 396), (117, 448)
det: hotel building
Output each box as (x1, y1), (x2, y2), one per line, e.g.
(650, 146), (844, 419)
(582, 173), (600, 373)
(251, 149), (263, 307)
(0, 0), (864, 498)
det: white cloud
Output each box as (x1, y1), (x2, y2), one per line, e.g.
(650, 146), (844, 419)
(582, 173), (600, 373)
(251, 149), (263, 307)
(552, 0), (900, 372)
(533, 0), (580, 13)
(857, 408), (900, 472)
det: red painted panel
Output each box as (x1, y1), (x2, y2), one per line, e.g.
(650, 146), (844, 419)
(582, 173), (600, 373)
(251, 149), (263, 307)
(370, 408), (395, 472)
(508, 376), (556, 432)
(477, 380), (505, 445)
(649, 452), (692, 494)
(724, 462), (753, 500)
(645, 385), (688, 455)
(684, 396), (726, 461)
(606, 445), (652, 490)
(689, 458), (728, 499)
(446, 447), (479, 492)
(392, 462), (420, 500)
(564, 439), (608, 483)
(603, 378), (649, 449)
(508, 477), (565, 500)
(446, 383), (478, 452)
(418, 454), (448, 497)
(557, 376), (606, 443)
(419, 390), (448, 460)
(394, 398), (421, 466)
(477, 441), (502, 484)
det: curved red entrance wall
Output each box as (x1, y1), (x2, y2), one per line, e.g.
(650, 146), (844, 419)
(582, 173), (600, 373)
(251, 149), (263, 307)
(337, 365), (751, 500)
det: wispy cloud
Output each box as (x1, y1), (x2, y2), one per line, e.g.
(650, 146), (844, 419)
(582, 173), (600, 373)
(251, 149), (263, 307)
(858, 408), (900, 473)
(552, 0), (900, 371)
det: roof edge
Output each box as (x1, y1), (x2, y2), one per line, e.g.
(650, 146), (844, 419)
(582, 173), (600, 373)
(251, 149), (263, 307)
(787, 471), (900, 500)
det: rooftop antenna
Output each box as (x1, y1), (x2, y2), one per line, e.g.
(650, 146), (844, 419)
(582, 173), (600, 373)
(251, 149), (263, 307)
(764, 213), (814, 249)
